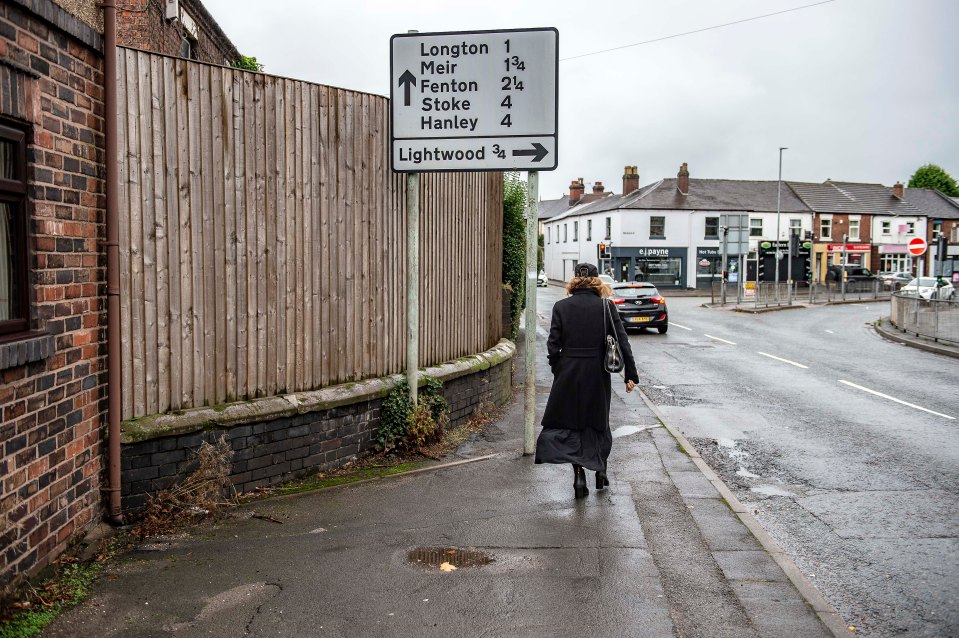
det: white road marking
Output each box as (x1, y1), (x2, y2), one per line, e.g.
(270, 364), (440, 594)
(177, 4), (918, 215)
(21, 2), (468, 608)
(838, 380), (955, 420)
(757, 351), (809, 369)
(824, 329), (834, 334)
(704, 334), (736, 345)
(669, 322), (692, 331)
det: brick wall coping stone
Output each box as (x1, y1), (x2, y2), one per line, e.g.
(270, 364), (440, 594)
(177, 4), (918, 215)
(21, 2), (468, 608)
(121, 339), (516, 444)
(8, 0), (104, 51)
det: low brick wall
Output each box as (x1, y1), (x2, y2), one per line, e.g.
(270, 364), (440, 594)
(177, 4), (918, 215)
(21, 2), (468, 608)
(120, 340), (515, 510)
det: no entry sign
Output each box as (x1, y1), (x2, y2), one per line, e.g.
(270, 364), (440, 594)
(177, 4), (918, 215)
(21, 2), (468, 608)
(908, 236), (927, 256)
(390, 28), (558, 173)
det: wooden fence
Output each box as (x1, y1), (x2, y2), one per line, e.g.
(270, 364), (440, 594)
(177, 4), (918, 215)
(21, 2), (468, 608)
(116, 48), (503, 420)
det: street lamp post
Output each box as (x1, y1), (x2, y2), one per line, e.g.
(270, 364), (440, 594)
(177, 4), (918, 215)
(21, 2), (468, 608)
(775, 147), (788, 301)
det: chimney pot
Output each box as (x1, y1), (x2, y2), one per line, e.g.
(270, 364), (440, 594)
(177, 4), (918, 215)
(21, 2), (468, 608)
(677, 162), (690, 195)
(622, 165), (639, 195)
(892, 181), (904, 199)
(593, 181), (605, 193)
(569, 178), (585, 205)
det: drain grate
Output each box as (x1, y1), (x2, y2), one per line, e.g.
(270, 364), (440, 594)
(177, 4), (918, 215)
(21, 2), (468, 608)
(407, 547), (493, 569)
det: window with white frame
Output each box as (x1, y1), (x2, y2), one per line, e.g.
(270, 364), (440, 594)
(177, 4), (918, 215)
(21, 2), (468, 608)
(881, 220), (891, 235)
(952, 225), (959, 242)
(789, 219), (802, 235)
(563, 224), (567, 242)
(650, 216), (665, 238)
(933, 221), (942, 238)
(848, 218), (860, 241)
(749, 218), (763, 237)
(547, 226), (551, 243)
(587, 219), (592, 241)
(704, 217), (719, 239)
(605, 217), (611, 240)
(573, 221), (578, 241)
(907, 221), (915, 234)
(820, 217), (832, 239)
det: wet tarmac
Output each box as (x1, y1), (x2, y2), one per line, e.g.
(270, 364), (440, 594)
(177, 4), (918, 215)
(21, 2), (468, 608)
(632, 294), (959, 637)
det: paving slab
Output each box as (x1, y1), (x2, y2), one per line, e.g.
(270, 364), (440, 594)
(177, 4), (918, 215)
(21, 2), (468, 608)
(45, 316), (839, 637)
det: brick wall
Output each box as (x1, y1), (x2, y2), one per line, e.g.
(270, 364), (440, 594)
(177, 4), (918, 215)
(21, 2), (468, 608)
(116, 0), (237, 66)
(120, 355), (514, 510)
(0, 0), (106, 594)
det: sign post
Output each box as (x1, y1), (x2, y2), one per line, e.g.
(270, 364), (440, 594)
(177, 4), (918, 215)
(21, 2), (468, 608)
(390, 28), (559, 455)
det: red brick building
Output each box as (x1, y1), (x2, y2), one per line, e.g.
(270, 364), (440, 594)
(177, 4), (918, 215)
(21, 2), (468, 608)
(116, 0), (238, 65)
(1, 0), (107, 593)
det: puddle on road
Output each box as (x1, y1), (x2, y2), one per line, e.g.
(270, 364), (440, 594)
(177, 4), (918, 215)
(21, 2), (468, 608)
(750, 485), (797, 497)
(612, 425), (648, 438)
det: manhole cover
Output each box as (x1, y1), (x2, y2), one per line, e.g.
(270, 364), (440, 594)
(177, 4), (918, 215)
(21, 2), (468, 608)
(407, 547), (493, 569)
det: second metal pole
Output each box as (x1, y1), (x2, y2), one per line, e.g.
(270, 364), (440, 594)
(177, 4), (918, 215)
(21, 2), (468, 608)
(407, 173), (419, 405)
(524, 172), (539, 456)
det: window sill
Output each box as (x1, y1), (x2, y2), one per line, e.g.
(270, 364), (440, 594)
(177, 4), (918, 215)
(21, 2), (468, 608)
(648, 236), (667, 240)
(0, 332), (55, 371)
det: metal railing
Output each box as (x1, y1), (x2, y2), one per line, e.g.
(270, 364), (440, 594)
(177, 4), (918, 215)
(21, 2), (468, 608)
(889, 293), (959, 345)
(711, 280), (900, 308)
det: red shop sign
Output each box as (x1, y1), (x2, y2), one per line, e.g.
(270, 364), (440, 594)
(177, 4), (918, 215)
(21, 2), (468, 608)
(827, 244), (870, 252)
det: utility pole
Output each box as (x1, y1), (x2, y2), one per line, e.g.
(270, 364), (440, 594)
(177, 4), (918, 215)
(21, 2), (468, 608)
(775, 147), (787, 299)
(524, 172), (539, 455)
(841, 234), (848, 302)
(720, 225), (728, 306)
(407, 173), (419, 405)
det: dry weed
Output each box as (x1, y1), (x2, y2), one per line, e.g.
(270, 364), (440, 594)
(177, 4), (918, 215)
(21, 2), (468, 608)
(134, 434), (236, 538)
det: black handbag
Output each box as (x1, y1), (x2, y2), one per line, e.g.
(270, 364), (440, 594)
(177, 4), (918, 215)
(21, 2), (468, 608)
(603, 298), (625, 374)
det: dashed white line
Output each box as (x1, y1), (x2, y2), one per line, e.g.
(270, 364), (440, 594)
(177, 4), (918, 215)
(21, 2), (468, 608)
(757, 351), (809, 369)
(704, 334), (736, 345)
(838, 380), (955, 420)
(669, 322), (692, 331)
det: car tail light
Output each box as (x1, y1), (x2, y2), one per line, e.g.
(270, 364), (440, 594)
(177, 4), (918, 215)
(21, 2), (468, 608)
(658, 313), (666, 320)
(611, 297), (625, 305)
(651, 296), (666, 304)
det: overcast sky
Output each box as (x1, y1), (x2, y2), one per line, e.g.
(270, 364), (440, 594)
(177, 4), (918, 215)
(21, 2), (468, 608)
(204, 0), (959, 201)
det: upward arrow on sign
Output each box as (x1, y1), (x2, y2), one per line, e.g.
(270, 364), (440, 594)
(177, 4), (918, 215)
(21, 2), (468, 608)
(398, 70), (416, 106)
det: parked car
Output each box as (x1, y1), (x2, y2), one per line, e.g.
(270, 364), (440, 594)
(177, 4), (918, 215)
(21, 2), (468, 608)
(879, 271), (913, 288)
(537, 271), (548, 287)
(599, 274), (615, 286)
(899, 277), (955, 300)
(825, 265), (875, 283)
(609, 283), (669, 334)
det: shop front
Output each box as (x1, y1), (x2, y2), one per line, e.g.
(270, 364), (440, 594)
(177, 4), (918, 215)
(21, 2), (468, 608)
(695, 247), (722, 289)
(876, 245), (914, 274)
(814, 243), (871, 281)
(610, 246), (687, 288)
(757, 240), (812, 282)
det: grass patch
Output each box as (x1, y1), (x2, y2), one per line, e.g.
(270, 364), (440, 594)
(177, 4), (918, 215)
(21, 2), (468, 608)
(0, 544), (119, 638)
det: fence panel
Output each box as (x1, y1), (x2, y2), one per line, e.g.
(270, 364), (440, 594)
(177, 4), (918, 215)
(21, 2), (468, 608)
(117, 49), (504, 419)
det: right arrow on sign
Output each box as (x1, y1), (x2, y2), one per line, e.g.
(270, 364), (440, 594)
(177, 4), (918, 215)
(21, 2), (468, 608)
(398, 70), (416, 106)
(512, 143), (548, 163)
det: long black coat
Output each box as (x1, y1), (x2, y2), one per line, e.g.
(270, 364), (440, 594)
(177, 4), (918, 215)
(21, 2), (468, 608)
(541, 288), (639, 432)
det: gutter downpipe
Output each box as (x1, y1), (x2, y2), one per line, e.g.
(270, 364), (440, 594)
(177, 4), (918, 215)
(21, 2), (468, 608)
(102, 0), (124, 525)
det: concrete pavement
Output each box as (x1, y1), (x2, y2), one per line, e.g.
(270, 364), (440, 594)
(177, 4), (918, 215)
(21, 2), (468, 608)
(45, 322), (844, 637)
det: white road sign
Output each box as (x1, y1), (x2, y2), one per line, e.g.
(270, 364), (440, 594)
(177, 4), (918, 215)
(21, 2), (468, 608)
(390, 27), (558, 173)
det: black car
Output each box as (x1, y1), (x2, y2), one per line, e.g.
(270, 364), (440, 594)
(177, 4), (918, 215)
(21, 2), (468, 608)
(825, 265), (875, 283)
(609, 283), (669, 334)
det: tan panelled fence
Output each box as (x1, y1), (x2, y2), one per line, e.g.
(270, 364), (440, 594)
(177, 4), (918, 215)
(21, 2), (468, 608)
(117, 48), (503, 420)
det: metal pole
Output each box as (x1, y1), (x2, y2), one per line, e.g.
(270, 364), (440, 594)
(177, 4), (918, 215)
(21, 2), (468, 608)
(841, 234), (847, 301)
(720, 226), (728, 306)
(787, 231), (793, 306)
(775, 147), (786, 295)
(524, 172), (540, 455)
(407, 173), (419, 405)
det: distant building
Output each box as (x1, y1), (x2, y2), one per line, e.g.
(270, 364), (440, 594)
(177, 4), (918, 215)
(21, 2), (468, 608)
(116, 0), (239, 65)
(543, 164), (813, 288)
(788, 181), (925, 279)
(902, 187), (959, 277)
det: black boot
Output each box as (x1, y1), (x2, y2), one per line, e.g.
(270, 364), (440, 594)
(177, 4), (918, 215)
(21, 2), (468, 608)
(573, 464), (588, 499)
(596, 470), (609, 490)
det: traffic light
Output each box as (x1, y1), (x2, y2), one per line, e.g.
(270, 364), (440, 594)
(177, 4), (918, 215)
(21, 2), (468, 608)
(788, 233), (799, 258)
(598, 243), (610, 259)
(804, 230), (813, 241)
(938, 233), (948, 256)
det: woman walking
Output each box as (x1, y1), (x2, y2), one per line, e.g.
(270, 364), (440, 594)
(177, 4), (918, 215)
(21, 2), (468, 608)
(535, 263), (639, 498)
